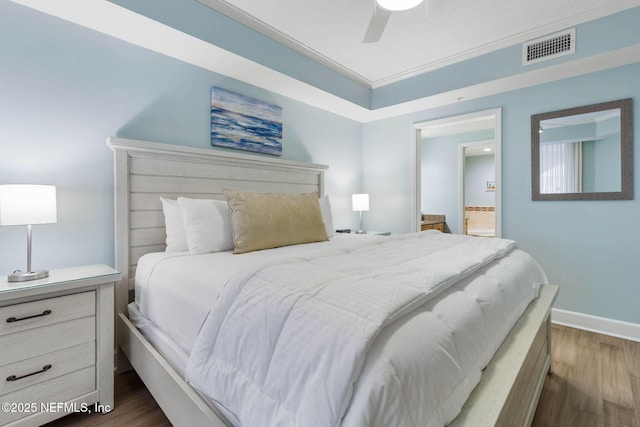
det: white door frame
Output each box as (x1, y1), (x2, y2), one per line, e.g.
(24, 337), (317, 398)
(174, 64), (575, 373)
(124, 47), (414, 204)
(411, 108), (502, 237)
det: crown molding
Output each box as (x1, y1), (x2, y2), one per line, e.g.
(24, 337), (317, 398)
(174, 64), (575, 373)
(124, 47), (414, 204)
(10, 0), (373, 121)
(365, 44), (640, 121)
(370, 0), (640, 88)
(198, 0), (373, 88)
(10, 0), (640, 123)
(199, 0), (639, 89)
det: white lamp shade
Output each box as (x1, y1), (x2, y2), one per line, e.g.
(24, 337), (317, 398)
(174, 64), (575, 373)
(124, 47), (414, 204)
(377, 0), (423, 11)
(0, 185), (57, 226)
(352, 194), (370, 212)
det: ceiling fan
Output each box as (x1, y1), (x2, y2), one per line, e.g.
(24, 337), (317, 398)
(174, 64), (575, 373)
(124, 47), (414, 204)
(363, 0), (425, 43)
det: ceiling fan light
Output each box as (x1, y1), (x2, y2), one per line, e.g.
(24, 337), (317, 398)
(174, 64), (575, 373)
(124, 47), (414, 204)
(376, 0), (423, 11)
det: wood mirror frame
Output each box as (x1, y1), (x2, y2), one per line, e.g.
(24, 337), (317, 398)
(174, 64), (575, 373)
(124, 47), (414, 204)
(531, 98), (633, 201)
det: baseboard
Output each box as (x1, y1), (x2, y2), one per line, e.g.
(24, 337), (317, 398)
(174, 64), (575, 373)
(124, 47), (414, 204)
(551, 308), (640, 342)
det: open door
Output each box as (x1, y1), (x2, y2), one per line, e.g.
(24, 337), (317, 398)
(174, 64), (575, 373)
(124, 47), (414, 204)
(412, 108), (502, 237)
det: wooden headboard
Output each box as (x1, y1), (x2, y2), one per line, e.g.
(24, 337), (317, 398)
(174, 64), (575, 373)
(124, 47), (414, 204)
(107, 137), (328, 321)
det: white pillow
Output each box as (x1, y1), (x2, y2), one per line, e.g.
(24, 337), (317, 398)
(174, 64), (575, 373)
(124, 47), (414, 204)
(160, 197), (188, 252)
(177, 197), (234, 254)
(319, 195), (334, 238)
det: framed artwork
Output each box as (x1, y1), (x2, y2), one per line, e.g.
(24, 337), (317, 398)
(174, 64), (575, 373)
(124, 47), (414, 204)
(210, 86), (283, 156)
(486, 181), (496, 191)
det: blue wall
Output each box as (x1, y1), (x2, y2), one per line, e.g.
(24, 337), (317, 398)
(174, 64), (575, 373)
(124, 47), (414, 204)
(106, 1), (640, 110)
(541, 117), (621, 192)
(364, 63), (640, 324)
(2, 2), (639, 327)
(0, 2), (363, 275)
(465, 155), (495, 207)
(371, 7), (640, 109)
(421, 136), (459, 233)
(421, 129), (495, 233)
(108, 0), (371, 108)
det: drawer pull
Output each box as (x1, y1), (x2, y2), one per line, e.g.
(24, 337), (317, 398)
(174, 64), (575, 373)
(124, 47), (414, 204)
(6, 364), (52, 382)
(6, 309), (52, 323)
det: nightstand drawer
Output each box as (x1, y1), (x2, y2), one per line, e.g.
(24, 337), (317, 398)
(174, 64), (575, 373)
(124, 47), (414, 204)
(0, 292), (95, 337)
(0, 366), (95, 425)
(0, 265), (118, 426)
(0, 317), (95, 366)
(0, 341), (95, 396)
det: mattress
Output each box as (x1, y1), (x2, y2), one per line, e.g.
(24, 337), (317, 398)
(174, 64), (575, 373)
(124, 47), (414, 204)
(132, 232), (546, 426)
(128, 235), (384, 376)
(133, 234), (389, 361)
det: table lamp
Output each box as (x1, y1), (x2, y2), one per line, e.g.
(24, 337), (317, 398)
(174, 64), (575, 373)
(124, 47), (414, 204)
(0, 185), (57, 282)
(352, 193), (369, 234)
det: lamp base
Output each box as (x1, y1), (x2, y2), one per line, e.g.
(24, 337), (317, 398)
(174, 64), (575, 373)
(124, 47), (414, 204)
(8, 270), (49, 282)
(355, 229), (367, 234)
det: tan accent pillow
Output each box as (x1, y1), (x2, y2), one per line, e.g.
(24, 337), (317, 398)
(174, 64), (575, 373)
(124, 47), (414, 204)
(224, 189), (328, 254)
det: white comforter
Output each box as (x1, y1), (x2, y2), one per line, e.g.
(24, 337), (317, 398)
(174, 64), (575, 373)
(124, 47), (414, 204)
(186, 232), (546, 427)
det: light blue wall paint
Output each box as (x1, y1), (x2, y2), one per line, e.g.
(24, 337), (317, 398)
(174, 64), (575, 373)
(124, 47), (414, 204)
(107, 0), (371, 108)
(425, 129), (495, 145)
(593, 135), (621, 192)
(372, 7), (640, 109)
(541, 118), (622, 192)
(363, 63), (640, 324)
(465, 155), (495, 207)
(111, 1), (640, 110)
(594, 116), (622, 192)
(362, 119), (415, 233)
(421, 137), (459, 233)
(420, 129), (495, 233)
(0, 2), (362, 274)
(540, 122), (596, 143)
(582, 141), (598, 192)
(582, 136), (621, 192)
(3, 0), (640, 329)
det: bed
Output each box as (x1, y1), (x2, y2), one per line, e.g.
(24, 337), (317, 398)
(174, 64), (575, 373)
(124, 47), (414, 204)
(109, 137), (557, 427)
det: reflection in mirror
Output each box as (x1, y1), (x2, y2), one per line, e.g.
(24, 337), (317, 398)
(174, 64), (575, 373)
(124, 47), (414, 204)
(531, 98), (633, 201)
(539, 109), (621, 193)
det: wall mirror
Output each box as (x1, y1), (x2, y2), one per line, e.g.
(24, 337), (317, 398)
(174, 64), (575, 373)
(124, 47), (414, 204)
(531, 98), (633, 200)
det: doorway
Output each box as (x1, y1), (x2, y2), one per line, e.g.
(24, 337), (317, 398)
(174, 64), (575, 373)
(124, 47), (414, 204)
(411, 108), (502, 237)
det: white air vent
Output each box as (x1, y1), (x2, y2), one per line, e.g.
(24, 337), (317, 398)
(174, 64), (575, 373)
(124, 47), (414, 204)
(522, 28), (575, 66)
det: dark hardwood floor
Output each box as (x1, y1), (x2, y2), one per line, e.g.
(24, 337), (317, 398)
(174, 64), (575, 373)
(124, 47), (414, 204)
(45, 370), (170, 427)
(45, 324), (639, 426)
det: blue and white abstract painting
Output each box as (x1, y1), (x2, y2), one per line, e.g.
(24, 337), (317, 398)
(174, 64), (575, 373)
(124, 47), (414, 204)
(211, 87), (283, 156)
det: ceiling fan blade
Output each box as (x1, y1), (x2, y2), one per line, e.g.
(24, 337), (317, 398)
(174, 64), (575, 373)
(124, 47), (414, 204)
(363, 7), (392, 43)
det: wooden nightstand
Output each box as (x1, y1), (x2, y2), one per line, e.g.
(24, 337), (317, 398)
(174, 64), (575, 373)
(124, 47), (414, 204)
(421, 214), (446, 233)
(421, 222), (445, 232)
(0, 265), (120, 426)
